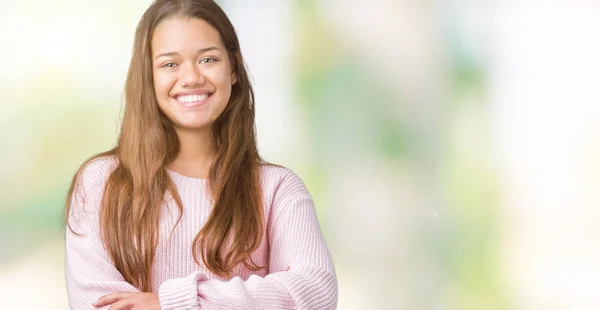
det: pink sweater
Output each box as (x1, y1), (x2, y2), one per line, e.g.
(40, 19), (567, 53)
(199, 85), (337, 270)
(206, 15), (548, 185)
(65, 156), (337, 309)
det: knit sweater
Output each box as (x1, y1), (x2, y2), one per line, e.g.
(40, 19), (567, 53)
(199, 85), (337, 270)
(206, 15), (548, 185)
(65, 156), (337, 309)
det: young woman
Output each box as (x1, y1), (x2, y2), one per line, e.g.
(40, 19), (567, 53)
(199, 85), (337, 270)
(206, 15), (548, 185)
(64, 0), (337, 309)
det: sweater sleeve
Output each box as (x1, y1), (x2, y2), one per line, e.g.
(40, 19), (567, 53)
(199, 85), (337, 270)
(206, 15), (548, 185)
(65, 158), (139, 309)
(158, 195), (338, 310)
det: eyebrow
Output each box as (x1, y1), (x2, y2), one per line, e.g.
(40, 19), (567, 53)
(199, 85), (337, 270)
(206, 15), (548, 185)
(154, 46), (222, 60)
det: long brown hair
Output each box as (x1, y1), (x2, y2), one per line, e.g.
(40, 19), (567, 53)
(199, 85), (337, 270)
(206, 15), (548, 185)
(65, 0), (264, 291)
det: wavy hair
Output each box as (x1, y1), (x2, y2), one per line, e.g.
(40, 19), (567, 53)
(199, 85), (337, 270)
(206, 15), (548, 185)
(65, 0), (264, 291)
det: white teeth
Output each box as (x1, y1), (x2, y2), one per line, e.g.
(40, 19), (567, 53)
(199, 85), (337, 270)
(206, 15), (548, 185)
(177, 94), (208, 103)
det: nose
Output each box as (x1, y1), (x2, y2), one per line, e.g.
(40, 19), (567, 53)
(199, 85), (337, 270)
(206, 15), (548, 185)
(178, 62), (205, 87)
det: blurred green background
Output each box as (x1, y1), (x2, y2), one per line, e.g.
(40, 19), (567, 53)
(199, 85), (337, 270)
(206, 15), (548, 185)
(1, 1), (600, 309)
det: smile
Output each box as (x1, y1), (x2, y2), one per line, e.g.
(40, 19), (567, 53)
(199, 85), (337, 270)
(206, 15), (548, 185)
(175, 93), (212, 108)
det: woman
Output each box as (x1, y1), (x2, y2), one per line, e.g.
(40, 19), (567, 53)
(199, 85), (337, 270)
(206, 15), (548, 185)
(64, 0), (337, 309)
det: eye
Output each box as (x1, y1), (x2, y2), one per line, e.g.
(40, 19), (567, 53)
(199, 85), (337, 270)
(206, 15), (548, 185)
(161, 62), (178, 68)
(200, 57), (217, 64)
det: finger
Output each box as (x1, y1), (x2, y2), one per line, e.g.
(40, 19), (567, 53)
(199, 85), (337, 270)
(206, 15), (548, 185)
(95, 292), (134, 307)
(106, 298), (134, 310)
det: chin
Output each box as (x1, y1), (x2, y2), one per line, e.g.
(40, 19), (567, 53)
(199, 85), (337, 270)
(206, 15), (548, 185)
(174, 121), (213, 131)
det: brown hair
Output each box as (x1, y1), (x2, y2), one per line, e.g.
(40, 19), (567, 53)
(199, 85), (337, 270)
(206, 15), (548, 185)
(65, 0), (264, 291)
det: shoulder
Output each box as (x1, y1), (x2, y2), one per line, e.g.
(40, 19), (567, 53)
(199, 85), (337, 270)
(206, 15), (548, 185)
(71, 155), (119, 211)
(258, 163), (313, 207)
(77, 155), (118, 190)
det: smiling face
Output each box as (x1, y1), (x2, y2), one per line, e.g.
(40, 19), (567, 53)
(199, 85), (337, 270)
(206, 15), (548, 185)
(151, 16), (237, 132)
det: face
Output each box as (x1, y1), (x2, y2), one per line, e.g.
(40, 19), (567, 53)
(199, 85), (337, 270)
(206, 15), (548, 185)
(151, 16), (237, 132)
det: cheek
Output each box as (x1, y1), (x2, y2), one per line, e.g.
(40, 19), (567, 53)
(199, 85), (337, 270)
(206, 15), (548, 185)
(153, 72), (175, 98)
(212, 72), (233, 96)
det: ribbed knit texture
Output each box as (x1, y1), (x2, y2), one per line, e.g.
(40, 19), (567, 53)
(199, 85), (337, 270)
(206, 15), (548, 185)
(65, 156), (337, 309)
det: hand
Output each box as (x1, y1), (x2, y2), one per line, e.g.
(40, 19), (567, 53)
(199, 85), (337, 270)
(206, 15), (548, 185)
(94, 292), (161, 310)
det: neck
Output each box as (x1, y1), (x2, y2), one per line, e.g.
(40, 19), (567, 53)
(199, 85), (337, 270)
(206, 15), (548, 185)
(169, 127), (215, 179)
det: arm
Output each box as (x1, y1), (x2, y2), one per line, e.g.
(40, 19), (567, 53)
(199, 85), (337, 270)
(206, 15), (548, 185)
(65, 159), (140, 309)
(158, 195), (338, 310)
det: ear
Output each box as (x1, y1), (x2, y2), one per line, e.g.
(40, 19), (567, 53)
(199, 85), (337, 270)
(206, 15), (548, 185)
(230, 71), (237, 85)
(231, 52), (241, 85)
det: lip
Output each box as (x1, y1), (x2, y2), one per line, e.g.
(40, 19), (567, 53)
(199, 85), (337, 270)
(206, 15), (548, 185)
(172, 89), (213, 97)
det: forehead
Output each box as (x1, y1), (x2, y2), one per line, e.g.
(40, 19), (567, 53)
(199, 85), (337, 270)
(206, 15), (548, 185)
(151, 16), (224, 55)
